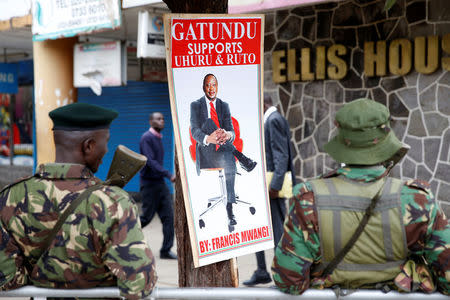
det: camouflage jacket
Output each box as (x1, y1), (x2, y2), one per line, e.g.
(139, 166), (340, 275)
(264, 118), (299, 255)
(0, 163), (157, 300)
(272, 166), (449, 295)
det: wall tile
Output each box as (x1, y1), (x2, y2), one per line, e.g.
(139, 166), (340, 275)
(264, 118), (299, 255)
(402, 156), (416, 179)
(299, 137), (317, 159)
(437, 85), (450, 116)
(424, 112), (449, 136)
(405, 136), (423, 162)
(381, 77), (406, 92)
(325, 81), (344, 103)
(440, 128), (450, 162)
(363, 1), (386, 24)
(407, 110), (427, 137)
(304, 81), (324, 97)
(333, 2), (364, 26)
(424, 138), (441, 170)
(389, 93), (409, 117)
(314, 118), (331, 152)
(397, 87), (418, 110)
(435, 162), (450, 182)
(428, 0), (450, 22)
(406, 1), (427, 24)
(278, 16), (302, 41)
(315, 99), (329, 124)
(419, 84), (437, 112)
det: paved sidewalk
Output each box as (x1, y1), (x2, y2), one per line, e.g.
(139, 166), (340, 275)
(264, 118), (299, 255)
(143, 216), (275, 288)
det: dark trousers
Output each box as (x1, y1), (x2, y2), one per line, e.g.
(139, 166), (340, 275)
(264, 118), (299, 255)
(200, 118), (237, 204)
(140, 180), (174, 253)
(255, 197), (286, 271)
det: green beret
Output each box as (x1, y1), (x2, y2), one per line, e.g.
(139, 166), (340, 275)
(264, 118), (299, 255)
(49, 102), (118, 131)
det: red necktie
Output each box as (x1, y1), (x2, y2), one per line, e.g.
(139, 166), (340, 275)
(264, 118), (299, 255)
(209, 101), (220, 150)
(209, 101), (220, 128)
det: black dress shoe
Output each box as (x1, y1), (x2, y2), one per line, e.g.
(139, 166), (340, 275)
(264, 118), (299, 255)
(233, 150), (257, 172)
(243, 270), (272, 286)
(160, 251), (177, 260)
(226, 203), (237, 225)
(239, 157), (257, 172)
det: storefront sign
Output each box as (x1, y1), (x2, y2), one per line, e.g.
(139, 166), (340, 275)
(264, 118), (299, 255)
(137, 11), (165, 58)
(74, 41), (125, 95)
(164, 14), (270, 267)
(0, 63), (18, 94)
(32, 0), (121, 41)
(272, 33), (450, 83)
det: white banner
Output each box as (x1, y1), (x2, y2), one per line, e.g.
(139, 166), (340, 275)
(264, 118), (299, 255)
(137, 11), (165, 58)
(32, 0), (121, 41)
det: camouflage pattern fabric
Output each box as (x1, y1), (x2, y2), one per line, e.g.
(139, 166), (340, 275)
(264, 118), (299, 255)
(272, 166), (449, 295)
(0, 163), (157, 300)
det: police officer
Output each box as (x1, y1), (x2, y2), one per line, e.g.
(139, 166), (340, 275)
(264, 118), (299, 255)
(0, 103), (157, 300)
(272, 98), (449, 295)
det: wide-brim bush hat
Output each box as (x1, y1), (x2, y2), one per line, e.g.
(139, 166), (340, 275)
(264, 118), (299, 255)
(324, 98), (403, 165)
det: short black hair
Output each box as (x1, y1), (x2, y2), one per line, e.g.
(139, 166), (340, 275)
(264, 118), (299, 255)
(203, 73), (217, 87)
(264, 94), (273, 106)
(149, 112), (162, 121)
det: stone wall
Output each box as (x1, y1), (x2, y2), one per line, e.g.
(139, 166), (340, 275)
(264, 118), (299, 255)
(263, 0), (450, 212)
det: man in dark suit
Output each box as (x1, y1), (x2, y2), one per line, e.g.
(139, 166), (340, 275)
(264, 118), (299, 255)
(244, 94), (296, 286)
(190, 73), (256, 226)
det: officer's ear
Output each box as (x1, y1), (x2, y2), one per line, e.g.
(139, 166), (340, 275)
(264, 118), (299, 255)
(82, 137), (96, 157)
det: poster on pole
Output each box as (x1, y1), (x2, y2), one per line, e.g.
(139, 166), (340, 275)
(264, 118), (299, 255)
(164, 14), (271, 267)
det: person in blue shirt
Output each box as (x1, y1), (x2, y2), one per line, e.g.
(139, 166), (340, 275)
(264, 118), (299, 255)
(140, 112), (177, 260)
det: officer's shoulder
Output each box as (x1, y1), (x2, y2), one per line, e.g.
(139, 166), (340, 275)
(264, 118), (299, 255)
(293, 181), (314, 197)
(403, 179), (431, 194)
(94, 184), (133, 204)
(0, 175), (35, 194)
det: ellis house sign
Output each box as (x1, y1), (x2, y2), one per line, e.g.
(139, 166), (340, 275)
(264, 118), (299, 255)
(272, 33), (450, 83)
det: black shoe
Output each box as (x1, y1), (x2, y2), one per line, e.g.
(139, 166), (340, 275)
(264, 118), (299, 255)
(226, 203), (237, 226)
(243, 270), (272, 286)
(233, 150), (257, 172)
(160, 251), (177, 260)
(239, 157), (257, 172)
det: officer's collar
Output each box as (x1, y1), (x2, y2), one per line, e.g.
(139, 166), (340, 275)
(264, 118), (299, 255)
(336, 165), (387, 183)
(36, 163), (95, 179)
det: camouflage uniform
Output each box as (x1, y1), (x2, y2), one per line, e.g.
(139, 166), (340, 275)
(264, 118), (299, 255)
(0, 163), (157, 300)
(272, 166), (450, 295)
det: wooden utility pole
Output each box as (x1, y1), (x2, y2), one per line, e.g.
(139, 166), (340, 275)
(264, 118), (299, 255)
(163, 0), (239, 288)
